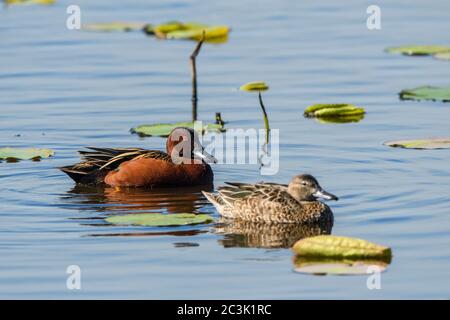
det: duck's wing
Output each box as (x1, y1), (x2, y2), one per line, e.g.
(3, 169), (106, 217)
(217, 182), (289, 205)
(79, 147), (171, 170)
(60, 147), (171, 184)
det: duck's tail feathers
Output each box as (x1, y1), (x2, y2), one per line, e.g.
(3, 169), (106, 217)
(59, 164), (107, 185)
(202, 191), (222, 207)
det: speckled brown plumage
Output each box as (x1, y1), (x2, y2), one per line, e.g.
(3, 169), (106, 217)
(203, 174), (337, 224)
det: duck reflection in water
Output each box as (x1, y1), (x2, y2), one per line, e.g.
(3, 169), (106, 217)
(214, 218), (332, 249)
(65, 184), (212, 215)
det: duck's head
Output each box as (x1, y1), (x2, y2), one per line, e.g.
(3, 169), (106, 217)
(166, 127), (217, 164)
(287, 174), (338, 202)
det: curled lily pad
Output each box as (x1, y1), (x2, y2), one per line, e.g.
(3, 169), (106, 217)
(131, 121), (225, 137)
(292, 235), (392, 261)
(106, 213), (214, 227)
(386, 45), (450, 56)
(434, 52), (450, 61)
(384, 138), (450, 150)
(4, 0), (55, 4)
(82, 22), (146, 32)
(167, 26), (230, 41)
(399, 86), (450, 102)
(0, 147), (54, 160)
(239, 81), (269, 92)
(293, 257), (389, 276)
(304, 103), (365, 122)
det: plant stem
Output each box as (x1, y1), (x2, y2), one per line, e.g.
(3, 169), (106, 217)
(258, 91), (270, 144)
(190, 33), (205, 122)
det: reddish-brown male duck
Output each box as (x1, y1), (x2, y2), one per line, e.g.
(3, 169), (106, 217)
(60, 127), (217, 187)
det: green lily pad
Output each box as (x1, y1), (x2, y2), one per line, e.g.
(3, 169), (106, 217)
(0, 147), (54, 160)
(82, 22), (146, 32)
(399, 86), (450, 102)
(4, 0), (55, 5)
(293, 257), (389, 276)
(239, 81), (269, 92)
(434, 52), (450, 61)
(386, 45), (450, 56)
(131, 121), (225, 137)
(384, 138), (450, 150)
(304, 104), (365, 122)
(292, 235), (392, 261)
(106, 213), (214, 227)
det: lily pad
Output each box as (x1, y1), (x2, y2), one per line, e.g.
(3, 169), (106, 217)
(106, 213), (214, 227)
(293, 257), (389, 276)
(434, 52), (450, 61)
(239, 81), (269, 92)
(399, 85), (450, 102)
(82, 22), (146, 32)
(386, 45), (450, 56)
(131, 121), (225, 137)
(4, 0), (55, 5)
(292, 235), (392, 261)
(152, 22), (229, 42)
(304, 103), (365, 122)
(384, 138), (450, 150)
(166, 26), (230, 41)
(0, 147), (54, 160)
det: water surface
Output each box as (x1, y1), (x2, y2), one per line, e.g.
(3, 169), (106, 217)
(1, 0), (450, 298)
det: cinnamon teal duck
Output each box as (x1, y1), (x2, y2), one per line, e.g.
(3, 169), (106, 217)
(203, 174), (338, 224)
(60, 127), (217, 187)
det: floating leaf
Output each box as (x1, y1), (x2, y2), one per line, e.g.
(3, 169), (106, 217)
(293, 257), (389, 276)
(106, 213), (214, 227)
(82, 22), (146, 32)
(4, 0), (55, 5)
(386, 45), (450, 56)
(434, 52), (450, 61)
(384, 138), (450, 150)
(292, 235), (392, 261)
(131, 121), (225, 137)
(239, 81), (269, 92)
(304, 103), (365, 123)
(166, 26), (230, 41)
(399, 85), (450, 102)
(0, 147), (54, 160)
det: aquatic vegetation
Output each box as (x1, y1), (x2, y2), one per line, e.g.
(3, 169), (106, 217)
(151, 22), (230, 42)
(4, 0), (55, 5)
(399, 85), (450, 102)
(386, 45), (450, 56)
(0, 147), (54, 161)
(131, 121), (225, 137)
(106, 213), (214, 227)
(82, 22), (146, 32)
(304, 103), (365, 123)
(239, 81), (269, 92)
(292, 235), (392, 260)
(384, 138), (450, 150)
(240, 81), (270, 144)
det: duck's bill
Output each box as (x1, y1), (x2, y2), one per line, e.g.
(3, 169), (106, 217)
(313, 189), (338, 201)
(193, 149), (218, 164)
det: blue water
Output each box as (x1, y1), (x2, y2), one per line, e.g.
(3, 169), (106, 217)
(0, 0), (449, 298)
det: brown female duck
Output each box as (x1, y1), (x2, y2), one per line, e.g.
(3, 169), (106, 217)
(203, 174), (338, 224)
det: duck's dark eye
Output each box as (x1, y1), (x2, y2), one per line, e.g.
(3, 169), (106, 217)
(302, 181), (307, 185)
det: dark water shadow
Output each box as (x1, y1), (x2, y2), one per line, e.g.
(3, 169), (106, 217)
(214, 218), (333, 249)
